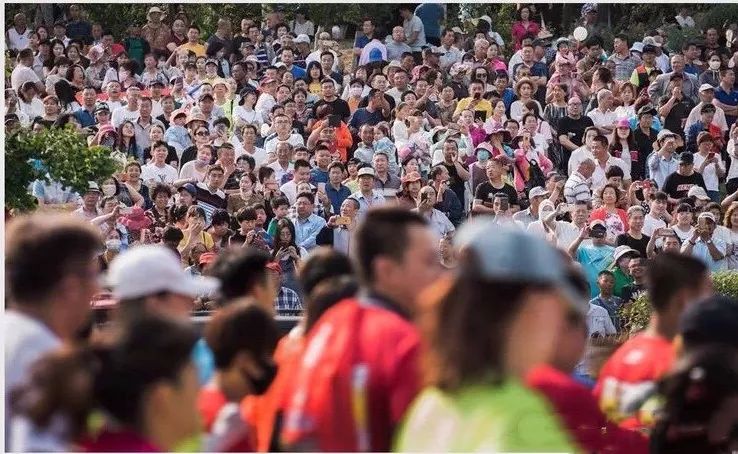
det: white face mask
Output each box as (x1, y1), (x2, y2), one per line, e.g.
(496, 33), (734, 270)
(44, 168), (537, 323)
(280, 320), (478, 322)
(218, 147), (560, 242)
(349, 86), (363, 98)
(709, 60), (721, 70)
(102, 184), (116, 196)
(105, 239), (122, 251)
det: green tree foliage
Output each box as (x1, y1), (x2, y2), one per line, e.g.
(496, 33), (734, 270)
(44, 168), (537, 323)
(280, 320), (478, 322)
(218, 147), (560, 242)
(5, 127), (119, 211)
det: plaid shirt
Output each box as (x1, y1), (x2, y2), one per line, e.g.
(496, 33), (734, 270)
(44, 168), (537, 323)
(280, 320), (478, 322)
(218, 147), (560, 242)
(275, 286), (302, 316)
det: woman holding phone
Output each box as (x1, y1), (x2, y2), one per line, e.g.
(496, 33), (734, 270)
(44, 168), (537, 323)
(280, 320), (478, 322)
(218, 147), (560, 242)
(272, 219), (306, 293)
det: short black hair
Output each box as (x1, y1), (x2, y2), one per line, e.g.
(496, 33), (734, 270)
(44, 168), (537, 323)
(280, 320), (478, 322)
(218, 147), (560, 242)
(355, 208), (428, 284)
(210, 248), (272, 302)
(205, 303), (279, 369)
(605, 166), (624, 179)
(210, 209), (231, 226)
(294, 159), (311, 171)
(296, 191), (315, 204)
(236, 207), (257, 223)
(271, 196), (290, 210)
(648, 253), (708, 312)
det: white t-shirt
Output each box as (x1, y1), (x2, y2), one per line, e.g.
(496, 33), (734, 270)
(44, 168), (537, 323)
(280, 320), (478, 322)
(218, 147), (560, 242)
(568, 146), (594, 176)
(527, 219), (581, 250)
(254, 93), (276, 121)
(5, 310), (62, 451)
(264, 134), (305, 154)
(141, 162), (179, 185)
(587, 108), (618, 130)
(111, 105), (140, 128)
(592, 157), (628, 192)
(587, 303), (617, 336)
(642, 212), (667, 237)
(693, 152), (725, 192)
(403, 15), (426, 51)
(10, 64), (41, 91)
(7, 27), (31, 51)
(179, 161), (208, 182)
(232, 106), (264, 131)
(291, 20), (315, 37)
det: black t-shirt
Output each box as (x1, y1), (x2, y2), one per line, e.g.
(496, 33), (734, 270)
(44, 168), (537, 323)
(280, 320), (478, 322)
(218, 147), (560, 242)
(474, 181), (519, 206)
(312, 98), (351, 121)
(442, 162), (466, 205)
(634, 127), (658, 176)
(557, 115), (594, 148)
(662, 171), (706, 200)
(659, 95), (695, 139)
(616, 233), (650, 258)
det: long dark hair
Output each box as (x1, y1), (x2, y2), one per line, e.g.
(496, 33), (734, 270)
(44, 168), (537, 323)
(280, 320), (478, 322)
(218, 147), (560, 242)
(116, 120), (139, 158)
(420, 270), (548, 391)
(304, 61), (324, 85)
(54, 79), (77, 110)
(272, 218), (298, 259)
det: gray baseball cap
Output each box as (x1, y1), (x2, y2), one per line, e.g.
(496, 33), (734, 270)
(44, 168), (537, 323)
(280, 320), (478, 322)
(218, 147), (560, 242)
(454, 221), (587, 314)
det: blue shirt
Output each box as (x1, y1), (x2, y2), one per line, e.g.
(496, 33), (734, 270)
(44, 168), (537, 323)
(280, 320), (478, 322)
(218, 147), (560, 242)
(576, 244), (615, 297)
(715, 87), (738, 127)
(354, 35), (371, 50)
(349, 107), (385, 130)
(309, 168), (329, 185)
(292, 213), (327, 251)
(73, 107), (96, 127)
(414, 3), (444, 39)
(290, 65), (306, 79)
(325, 183), (353, 213)
(647, 152), (679, 189)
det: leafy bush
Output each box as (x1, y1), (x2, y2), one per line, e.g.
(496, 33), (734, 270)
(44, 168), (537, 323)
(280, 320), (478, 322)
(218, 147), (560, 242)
(5, 127), (119, 212)
(620, 271), (738, 334)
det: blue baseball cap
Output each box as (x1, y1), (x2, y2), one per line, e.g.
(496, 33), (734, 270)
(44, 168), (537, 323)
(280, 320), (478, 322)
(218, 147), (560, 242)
(454, 221), (587, 314)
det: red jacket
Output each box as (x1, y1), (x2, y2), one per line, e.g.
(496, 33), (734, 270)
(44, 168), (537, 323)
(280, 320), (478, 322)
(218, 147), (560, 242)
(527, 364), (649, 454)
(280, 297), (421, 452)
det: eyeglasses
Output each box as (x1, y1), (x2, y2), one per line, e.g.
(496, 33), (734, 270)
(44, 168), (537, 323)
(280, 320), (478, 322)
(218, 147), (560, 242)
(195, 131), (208, 136)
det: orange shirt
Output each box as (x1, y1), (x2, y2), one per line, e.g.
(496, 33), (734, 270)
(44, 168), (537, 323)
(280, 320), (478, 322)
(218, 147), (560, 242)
(241, 328), (307, 452)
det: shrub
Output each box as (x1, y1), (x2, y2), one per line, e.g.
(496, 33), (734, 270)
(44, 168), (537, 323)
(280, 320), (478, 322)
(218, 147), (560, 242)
(620, 270), (738, 334)
(6, 126), (118, 212)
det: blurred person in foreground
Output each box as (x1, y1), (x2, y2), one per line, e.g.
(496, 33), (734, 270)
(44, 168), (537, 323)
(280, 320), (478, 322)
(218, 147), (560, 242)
(395, 223), (582, 451)
(281, 208), (441, 451)
(5, 214), (101, 452)
(198, 303), (280, 452)
(595, 253), (713, 430)
(650, 346), (738, 454)
(650, 295), (738, 452)
(243, 249), (358, 452)
(10, 316), (201, 452)
(525, 268), (649, 454)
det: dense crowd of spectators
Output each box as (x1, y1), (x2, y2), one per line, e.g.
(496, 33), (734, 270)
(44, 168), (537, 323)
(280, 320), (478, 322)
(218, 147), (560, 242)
(6, 3), (738, 453)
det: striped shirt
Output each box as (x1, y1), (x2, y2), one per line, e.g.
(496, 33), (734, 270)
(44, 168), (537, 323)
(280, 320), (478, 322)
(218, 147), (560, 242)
(563, 171), (592, 203)
(194, 183), (227, 224)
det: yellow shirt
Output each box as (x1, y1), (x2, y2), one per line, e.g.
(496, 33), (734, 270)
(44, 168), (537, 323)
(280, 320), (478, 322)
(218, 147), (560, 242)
(177, 42), (207, 57)
(453, 97), (493, 119)
(179, 231), (215, 251)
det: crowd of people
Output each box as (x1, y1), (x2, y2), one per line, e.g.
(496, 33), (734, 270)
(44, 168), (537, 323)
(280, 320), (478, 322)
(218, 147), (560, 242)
(6, 2), (738, 452)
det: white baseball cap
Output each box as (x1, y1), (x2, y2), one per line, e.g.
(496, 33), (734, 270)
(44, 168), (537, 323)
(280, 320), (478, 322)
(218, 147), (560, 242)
(106, 245), (220, 300)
